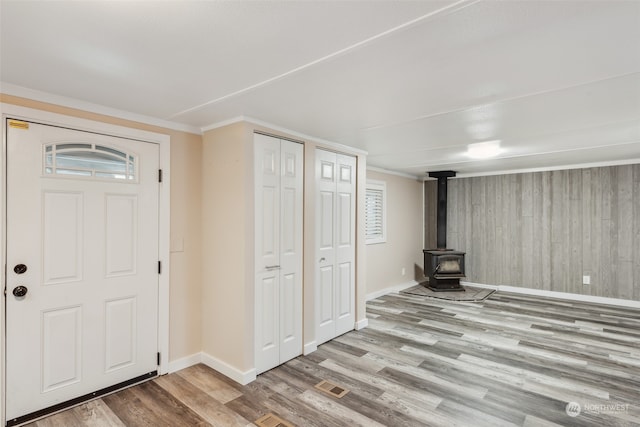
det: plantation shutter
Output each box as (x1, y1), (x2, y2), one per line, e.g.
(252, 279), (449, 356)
(365, 181), (386, 244)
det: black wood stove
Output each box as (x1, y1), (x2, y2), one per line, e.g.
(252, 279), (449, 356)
(423, 249), (466, 291)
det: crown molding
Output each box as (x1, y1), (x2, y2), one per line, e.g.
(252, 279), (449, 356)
(203, 115), (368, 156)
(367, 165), (421, 180)
(1, 82), (202, 135)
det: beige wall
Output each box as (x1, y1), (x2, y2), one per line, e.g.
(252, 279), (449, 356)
(365, 170), (424, 296)
(200, 122), (255, 371)
(0, 94), (204, 362)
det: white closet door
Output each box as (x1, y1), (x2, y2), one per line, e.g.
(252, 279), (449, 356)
(255, 134), (281, 373)
(254, 134), (303, 374)
(315, 149), (356, 346)
(334, 154), (356, 336)
(315, 149), (337, 345)
(278, 140), (303, 363)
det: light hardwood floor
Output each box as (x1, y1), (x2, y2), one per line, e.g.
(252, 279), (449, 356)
(25, 292), (640, 426)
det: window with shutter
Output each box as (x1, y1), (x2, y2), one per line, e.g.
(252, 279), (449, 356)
(365, 180), (386, 244)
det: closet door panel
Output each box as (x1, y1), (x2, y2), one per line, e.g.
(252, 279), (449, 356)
(315, 149), (356, 344)
(278, 140), (303, 364)
(315, 149), (338, 345)
(335, 154), (356, 336)
(255, 135), (303, 374)
(254, 134), (281, 374)
(256, 273), (279, 372)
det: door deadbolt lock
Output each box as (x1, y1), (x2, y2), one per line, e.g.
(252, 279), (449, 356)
(12, 286), (28, 298)
(14, 264), (28, 274)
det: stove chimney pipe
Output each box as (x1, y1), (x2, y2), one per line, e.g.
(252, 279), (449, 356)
(428, 170), (456, 249)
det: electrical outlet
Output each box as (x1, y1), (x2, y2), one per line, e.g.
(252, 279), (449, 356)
(582, 275), (590, 285)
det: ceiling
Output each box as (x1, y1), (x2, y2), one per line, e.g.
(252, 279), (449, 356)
(1, 0), (639, 177)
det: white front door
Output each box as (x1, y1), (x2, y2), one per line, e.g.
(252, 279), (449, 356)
(5, 120), (160, 423)
(254, 134), (303, 374)
(315, 149), (356, 346)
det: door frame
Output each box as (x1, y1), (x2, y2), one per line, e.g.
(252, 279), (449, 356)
(0, 104), (171, 426)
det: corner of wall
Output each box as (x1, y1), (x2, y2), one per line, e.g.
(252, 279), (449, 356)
(200, 122), (253, 373)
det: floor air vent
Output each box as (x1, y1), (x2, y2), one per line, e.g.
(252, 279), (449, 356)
(314, 380), (349, 398)
(255, 413), (293, 427)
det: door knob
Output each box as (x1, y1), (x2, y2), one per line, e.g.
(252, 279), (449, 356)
(14, 264), (28, 274)
(12, 285), (28, 298)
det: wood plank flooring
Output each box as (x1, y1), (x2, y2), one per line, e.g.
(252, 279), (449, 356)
(25, 292), (640, 426)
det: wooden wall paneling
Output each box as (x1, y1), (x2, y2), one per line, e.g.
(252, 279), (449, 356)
(462, 178), (474, 278)
(541, 171), (553, 291)
(471, 177), (485, 281)
(549, 170), (563, 292)
(568, 169), (583, 295)
(497, 175), (506, 285)
(424, 181), (437, 250)
(633, 165), (640, 301)
(485, 176), (500, 286)
(611, 166), (621, 299)
(501, 174), (513, 285)
(475, 176), (487, 282)
(616, 165), (634, 300)
(499, 174), (511, 286)
(558, 170), (571, 293)
(492, 175), (503, 286)
(521, 173), (534, 289)
(514, 174), (524, 287)
(589, 169), (608, 295)
(601, 167), (615, 298)
(447, 179), (459, 251)
(484, 175), (494, 283)
(531, 172), (543, 289)
(581, 169), (593, 296)
(444, 164), (637, 301)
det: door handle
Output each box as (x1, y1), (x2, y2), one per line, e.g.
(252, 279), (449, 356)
(12, 285), (28, 298)
(14, 264), (28, 274)
(319, 257), (326, 263)
(265, 265), (281, 270)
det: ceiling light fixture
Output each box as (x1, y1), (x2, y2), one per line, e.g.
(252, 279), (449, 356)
(466, 140), (502, 159)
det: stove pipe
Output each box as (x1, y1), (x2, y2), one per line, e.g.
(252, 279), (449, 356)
(428, 170), (456, 249)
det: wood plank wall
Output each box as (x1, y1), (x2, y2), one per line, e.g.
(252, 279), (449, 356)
(423, 180), (437, 250)
(425, 164), (639, 301)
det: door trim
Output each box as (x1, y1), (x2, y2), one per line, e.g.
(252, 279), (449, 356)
(0, 103), (171, 426)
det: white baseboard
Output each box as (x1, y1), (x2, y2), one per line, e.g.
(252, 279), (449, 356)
(201, 352), (256, 385)
(303, 341), (317, 356)
(462, 281), (640, 309)
(167, 352), (202, 374)
(355, 318), (369, 330)
(366, 280), (418, 301)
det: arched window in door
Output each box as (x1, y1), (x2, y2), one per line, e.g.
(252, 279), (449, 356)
(44, 143), (137, 181)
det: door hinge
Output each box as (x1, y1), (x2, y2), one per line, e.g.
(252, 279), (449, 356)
(158, 169), (163, 183)
(157, 352), (161, 366)
(158, 261), (162, 274)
